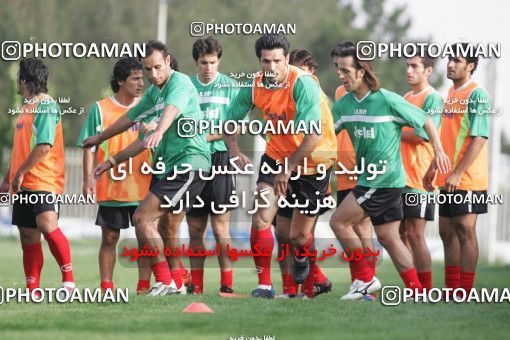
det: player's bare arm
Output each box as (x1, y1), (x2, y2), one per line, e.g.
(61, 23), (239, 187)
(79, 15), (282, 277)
(423, 116), (450, 174)
(82, 148), (96, 196)
(0, 165), (11, 193)
(143, 104), (180, 148)
(82, 113), (135, 148)
(94, 139), (146, 179)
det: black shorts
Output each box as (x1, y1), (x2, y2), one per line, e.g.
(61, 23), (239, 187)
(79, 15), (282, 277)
(257, 154), (332, 218)
(150, 170), (207, 213)
(11, 191), (60, 228)
(402, 192), (435, 221)
(438, 190), (488, 217)
(187, 152), (236, 217)
(95, 205), (137, 229)
(336, 189), (352, 207)
(351, 186), (403, 226)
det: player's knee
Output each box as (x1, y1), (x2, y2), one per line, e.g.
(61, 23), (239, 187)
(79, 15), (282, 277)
(132, 211), (146, 228)
(456, 225), (477, 243)
(102, 231), (119, 247)
(252, 214), (272, 230)
(406, 227), (424, 245)
(353, 222), (371, 239)
(329, 218), (349, 233)
(188, 224), (205, 239)
(290, 231), (308, 247)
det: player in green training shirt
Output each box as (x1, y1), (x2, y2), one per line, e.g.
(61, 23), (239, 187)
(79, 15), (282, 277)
(83, 41), (211, 296)
(187, 37), (240, 295)
(329, 42), (450, 300)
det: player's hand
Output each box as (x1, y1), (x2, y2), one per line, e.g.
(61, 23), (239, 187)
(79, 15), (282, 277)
(144, 130), (163, 149)
(434, 149), (451, 174)
(82, 177), (96, 196)
(11, 171), (24, 193)
(82, 135), (103, 148)
(140, 121), (158, 135)
(423, 165), (436, 192)
(274, 171), (291, 197)
(0, 178), (10, 193)
(94, 162), (112, 180)
(445, 170), (462, 193)
(229, 151), (251, 171)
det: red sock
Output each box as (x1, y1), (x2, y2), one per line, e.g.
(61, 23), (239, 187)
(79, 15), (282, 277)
(314, 265), (328, 284)
(136, 280), (150, 293)
(221, 270), (233, 288)
(151, 260), (172, 285)
(301, 257), (317, 298)
(418, 271), (432, 290)
(22, 243), (44, 290)
(445, 265), (461, 289)
(400, 268), (423, 290)
(171, 269), (183, 289)
(250, 226), (274, 285)
(191, 269), (204, 294)
(459, 271), (475, 293)
(100, 281), (114, 292)
(179, 259), (189, 276)
(348, 257), (373, 283)
(281, 273), (298, 296)
(44, 228), (74, 282)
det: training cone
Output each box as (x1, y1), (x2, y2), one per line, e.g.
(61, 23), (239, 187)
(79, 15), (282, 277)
(183, 302), (214, 313)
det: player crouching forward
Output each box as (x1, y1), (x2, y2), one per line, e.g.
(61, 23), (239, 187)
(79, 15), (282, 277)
(329, 43), (450, 300)
(223, 34), (337, 299)
(271, 48), (334, 298)
(83, 41), (211, 296)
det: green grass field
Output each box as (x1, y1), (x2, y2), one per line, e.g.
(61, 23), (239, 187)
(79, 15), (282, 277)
(1, 236), (509, 340)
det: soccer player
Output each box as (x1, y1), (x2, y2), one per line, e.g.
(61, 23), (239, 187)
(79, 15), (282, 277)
(77, 57), (153, 294)
(0, 58), (75, 293)
(400, 54), (443, 291)
(222, 34), (337, 299)
(330, 43), (450, 300)
(83, 40), (211, 296)
(424, 43), (491, 296)
(187, 36), (239, 294)
(331, 42), (377, 301)
(272, 48), (333, 298)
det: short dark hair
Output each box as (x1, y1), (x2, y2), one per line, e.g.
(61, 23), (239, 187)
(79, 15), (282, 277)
(192, 36), (223, 61)
(338, 42), (381, 91)
(143, 40), (169, 59)
(110, 57), (143, 93)
(170, 53), (179, 71)
(419, 53), (436, 69)
(331, 41), (355, 58)
(289, 49), (318, 71)
(255, 34), (290, 59)
(449, 43), (478, 74)
(18, 58), (48, 95)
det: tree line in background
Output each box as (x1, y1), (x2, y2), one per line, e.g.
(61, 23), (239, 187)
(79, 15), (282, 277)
(0, 0), (456, 173)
